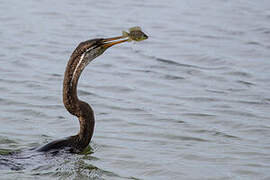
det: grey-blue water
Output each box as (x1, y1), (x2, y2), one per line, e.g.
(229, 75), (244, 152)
(1, 0), (270, 179)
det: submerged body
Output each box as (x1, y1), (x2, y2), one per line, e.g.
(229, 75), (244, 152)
(38, 28), (148, 153)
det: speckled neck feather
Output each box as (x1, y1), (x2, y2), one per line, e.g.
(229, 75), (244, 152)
(62, 39), (104, 151)
(38, 39), (105, 152)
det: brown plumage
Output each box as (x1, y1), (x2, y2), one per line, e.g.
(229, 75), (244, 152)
(37, 37), (129, 153)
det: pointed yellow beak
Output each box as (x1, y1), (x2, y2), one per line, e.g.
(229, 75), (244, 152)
(101, 36), (129, 49)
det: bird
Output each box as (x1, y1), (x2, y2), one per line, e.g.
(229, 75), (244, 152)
(37, 36), (129, 153)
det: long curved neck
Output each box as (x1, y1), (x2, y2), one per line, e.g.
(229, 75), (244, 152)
(63, 52), (83, 117)
(62, 40), (99, 150)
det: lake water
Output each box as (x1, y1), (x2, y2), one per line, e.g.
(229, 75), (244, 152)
(1, 0), (270, 179)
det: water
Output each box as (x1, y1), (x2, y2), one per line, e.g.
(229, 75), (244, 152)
(1, 0), (270, 179)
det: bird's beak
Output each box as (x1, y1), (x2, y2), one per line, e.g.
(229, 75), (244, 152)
(101, 36), (129, 49)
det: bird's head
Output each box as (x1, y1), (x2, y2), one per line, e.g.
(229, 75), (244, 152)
(77, 36), (129, 63)
(69, 36), (129, 79)
(88, 36), (129, 56)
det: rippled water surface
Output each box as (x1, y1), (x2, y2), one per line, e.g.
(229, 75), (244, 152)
(1, 0), (270, 179)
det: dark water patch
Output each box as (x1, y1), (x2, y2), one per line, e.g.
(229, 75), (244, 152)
(25, 81), (43, 89)
(0, 137), (16, 145)
(78, 89), (95, 96)
(203, 74), (227, 82)
(236, 80), (255, 87)
(96, 63), (114, 68)
(166, 134), (209, 142)
(182, 96), (221, 103)
(157, 118), (185, 124)
(214, 109), (260, 118)
(134, 131), (209, 142)
(131, 68), (158, 75)
(46, 73), (62, 80)
(262, 98), (270, 104)
(245, 163), (267, 168)
(238, 126), (270, 135)
(199, 34), (232, 40)
(246, 41), (263, 46)
(56, 116), (65, 120)
(156, 57), (194, 68)
(206, 89), (227, 94)
(185, 53), (230, 67)
(0, 155), (24, 171)
(214, 132), (239, 139)
(233, 169), (261, 177)
(226, 87), (247, 92)
(182, 113), (217, 118)
(10, 109), (50, 119)
(192, 129), (239, 139)
(36, 104), (62, 109)
(252, 27), (270, 34)
(162, 74), (185, 80)
(0, 16), (16, 21)
(182, 153), (235, 163)
(112, 71), (133, 77)
(220, 70), (252, 78)
(21, 52), (48, 60)
(135, 79), (169, 89)
(0, 79), (41, 87)
(32, 11), (63, 17)
(46, 163), (105, 180)
(229, 150), (268, 157)
(235, 99), (267, 105)
(0, 149), (14, 156)
(205, 25), (246, 36)
(0, 97), (29, 107)
(95, 85), (134, 94)
(0, 149), (119, 179)
(156, 56), (228, 71)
